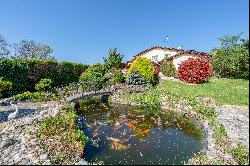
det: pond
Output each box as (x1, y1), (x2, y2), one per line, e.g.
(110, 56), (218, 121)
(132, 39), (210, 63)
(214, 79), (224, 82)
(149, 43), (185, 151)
(76, 99), (204, 165)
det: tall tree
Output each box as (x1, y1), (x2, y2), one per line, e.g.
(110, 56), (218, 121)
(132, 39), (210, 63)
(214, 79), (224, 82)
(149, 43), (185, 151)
(211, 33), (249, 79)
(217, 33), (242, 49)
(103, 48), (124, 71)
(0, 34), (11, 58)
(14, 40), (53, 59)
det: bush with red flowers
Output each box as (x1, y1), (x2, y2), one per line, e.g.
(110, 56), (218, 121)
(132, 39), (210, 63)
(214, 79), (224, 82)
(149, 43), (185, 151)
(178, 57), (212, 84)
(152, 61), (160, 76)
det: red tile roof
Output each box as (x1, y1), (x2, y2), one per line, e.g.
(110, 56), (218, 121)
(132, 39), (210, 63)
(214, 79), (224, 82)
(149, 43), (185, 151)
(157, 50), (211, 65)
(125, 46), (211, 66)
(134, 46), (184, 57)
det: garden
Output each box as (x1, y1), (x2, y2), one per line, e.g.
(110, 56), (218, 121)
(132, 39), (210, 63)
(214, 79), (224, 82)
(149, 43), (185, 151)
(0, 34), (249, 165)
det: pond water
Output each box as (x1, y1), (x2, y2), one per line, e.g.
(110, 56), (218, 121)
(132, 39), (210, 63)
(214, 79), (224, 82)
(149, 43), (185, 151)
(76, 100), (204, 165)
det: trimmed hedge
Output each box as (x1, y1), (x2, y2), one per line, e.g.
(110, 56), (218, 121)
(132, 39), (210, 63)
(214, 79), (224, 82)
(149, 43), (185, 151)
(0, 58), (88, 96)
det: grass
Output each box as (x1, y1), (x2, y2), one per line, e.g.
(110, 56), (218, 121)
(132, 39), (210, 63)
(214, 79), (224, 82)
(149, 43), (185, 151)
(228, 144), (249, 165)
(226, 143), (249, 165)
(213, 123), (228, 146)
(159, 78), (249, 106)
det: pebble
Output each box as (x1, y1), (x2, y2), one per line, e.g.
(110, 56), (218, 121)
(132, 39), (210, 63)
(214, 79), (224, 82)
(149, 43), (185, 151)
(0, 103), (59, 165)
(39, 154), (48, 160)
(0, 138), (17, 148)
(216, 105), (249, 150)
(42, 160), (51, 165)
(75, 159), (89, 165)
(19, 158), (30, 165)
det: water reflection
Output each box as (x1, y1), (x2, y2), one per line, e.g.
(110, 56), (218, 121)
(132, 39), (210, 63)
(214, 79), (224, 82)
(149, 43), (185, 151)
(77, 101), (203, 165)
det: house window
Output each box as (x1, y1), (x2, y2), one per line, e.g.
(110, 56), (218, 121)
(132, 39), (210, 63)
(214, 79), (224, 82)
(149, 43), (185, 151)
(164, 54), (171, 59)
(152, 55), (158, 61)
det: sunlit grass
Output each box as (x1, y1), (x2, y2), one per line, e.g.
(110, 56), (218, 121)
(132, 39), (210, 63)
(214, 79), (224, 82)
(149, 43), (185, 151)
(159, 78), (249, 106)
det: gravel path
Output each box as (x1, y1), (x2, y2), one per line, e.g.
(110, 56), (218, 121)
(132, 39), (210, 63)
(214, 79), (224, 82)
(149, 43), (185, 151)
(0, 102), (60, 165)
(215, 105), (249, 150)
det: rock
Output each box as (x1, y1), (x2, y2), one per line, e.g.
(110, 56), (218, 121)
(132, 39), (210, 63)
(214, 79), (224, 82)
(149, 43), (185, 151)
(9, 161), (15, 165)
(0, 138), (17, 148)
(75, 159), (88, 165)
(42, 160), (51, 165)
(19, 158), (31, 165)
(13, 143), (21, 150)
(13, 153), (21, 162)
(39, 154), (48, 160)
(224, 153), (233, 160)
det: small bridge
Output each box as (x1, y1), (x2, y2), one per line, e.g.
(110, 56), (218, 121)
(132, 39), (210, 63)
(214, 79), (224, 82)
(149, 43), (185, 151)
(56, 82), (116, 105)
(55, 82), (126, 105)
(65, 90), (112, 103)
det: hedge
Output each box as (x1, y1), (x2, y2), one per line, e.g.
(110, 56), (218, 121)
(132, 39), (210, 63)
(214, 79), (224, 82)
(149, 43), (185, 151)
(0, 58), (88, 96)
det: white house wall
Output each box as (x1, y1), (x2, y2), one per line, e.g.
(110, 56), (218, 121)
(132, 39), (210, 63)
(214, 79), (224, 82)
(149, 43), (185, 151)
(141, 49), (177, 62)
(173, 54), (198, 70)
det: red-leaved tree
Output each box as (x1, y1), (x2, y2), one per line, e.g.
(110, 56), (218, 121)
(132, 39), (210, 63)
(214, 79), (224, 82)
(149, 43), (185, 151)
(178, 57), (212, 83)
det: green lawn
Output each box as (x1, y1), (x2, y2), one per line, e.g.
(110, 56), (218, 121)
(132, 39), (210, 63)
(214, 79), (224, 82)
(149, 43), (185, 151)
(159, 78), (249, 106)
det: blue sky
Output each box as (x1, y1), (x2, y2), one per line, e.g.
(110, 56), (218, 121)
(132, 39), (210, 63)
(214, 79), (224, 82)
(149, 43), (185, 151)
(0, 0), (249, 64)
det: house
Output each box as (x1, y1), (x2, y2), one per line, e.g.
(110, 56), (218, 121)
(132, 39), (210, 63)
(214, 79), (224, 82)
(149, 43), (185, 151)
(125, 46), (210, 70)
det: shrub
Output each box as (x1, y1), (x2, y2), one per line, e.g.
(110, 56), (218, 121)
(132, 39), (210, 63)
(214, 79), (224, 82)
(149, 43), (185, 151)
(126, 69), (147, 85)
(127, 57), (154, 83)
(15, 91), (58, 102)
(159, 60), (176, 77)
(178, 57), (212, 84)
(0, 77), (12, 98)
(110, 69), (126, 84)
(152, 61), (160, 76)
(15, 91), (40, 101)
(79, 63), (105, 92)
(151, 61), (160, 76)
(35, 78), (53, 92)
(0, 58), (88, 96)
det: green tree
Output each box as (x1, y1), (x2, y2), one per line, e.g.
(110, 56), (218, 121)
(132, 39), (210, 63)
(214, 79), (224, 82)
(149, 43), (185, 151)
(103, 48), (124, 71)
(0, 34), (11, 58)
(218, 33), (242, 49)
(211, 33), (249, 79)
(14, 40), (54, 59)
